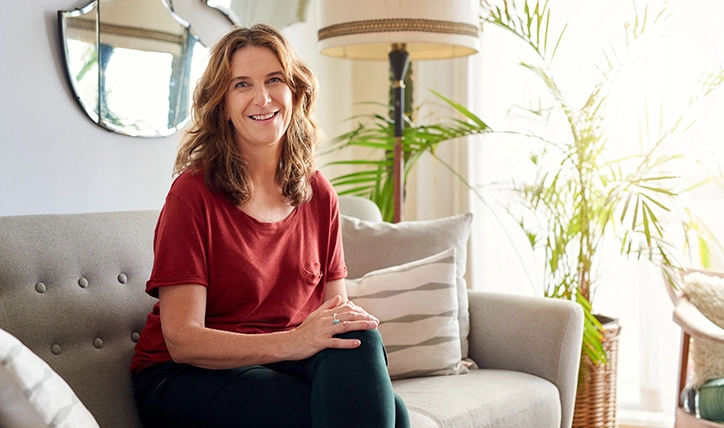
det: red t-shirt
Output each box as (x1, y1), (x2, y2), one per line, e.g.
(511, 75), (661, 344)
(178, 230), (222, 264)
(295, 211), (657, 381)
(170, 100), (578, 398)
(130, 170), (347, 373)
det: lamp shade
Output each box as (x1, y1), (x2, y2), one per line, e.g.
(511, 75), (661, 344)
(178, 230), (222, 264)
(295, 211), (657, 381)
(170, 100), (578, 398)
(317, 0), (480, 60)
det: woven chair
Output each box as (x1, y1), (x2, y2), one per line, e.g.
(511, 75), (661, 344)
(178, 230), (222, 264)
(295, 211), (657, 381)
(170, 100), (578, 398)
(664, 268), (724, 428)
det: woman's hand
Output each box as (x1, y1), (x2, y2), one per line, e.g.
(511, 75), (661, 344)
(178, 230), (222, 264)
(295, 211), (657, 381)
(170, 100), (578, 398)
(287, 295), (379, 361)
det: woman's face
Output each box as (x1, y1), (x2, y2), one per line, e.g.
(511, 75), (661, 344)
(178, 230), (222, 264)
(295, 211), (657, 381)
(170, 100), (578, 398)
(223, 46), (293, 152)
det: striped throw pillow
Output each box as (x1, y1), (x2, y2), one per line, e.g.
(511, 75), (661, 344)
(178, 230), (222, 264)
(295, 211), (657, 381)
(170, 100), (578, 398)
(0, 328), (99, 428)
(346, 248), (469, 379)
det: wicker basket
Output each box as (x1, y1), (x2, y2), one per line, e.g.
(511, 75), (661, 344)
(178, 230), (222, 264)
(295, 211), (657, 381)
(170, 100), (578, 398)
(572, 316), (622, 428)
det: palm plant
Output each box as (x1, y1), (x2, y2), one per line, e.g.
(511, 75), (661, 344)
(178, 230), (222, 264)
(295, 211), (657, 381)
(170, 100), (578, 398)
(479, 0), (724, 367)
(324, 93), (491, 222)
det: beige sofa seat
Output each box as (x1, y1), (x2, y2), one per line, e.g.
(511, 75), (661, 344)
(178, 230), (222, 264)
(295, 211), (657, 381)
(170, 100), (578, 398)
(394, 370), (561, 427)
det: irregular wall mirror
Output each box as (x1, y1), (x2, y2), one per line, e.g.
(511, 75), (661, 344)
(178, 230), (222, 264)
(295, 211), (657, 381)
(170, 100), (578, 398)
(59, 0), (209, 137)
(205, 0), (310, 28)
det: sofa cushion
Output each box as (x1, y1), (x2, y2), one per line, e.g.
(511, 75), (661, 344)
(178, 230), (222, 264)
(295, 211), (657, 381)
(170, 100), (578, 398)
(346, 248), (468, 379)
(392, 369), (561, 428)
(341, 213), (473, 360)
(0, 328), (99, 428)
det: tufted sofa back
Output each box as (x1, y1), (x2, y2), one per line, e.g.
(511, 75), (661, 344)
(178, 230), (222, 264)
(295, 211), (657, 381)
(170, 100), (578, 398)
(0, 211), (159, 428)
(0, 199), (375, 427)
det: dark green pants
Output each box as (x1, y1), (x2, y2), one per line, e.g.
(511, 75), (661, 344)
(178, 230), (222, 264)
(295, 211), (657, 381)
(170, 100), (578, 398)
(133, 329), (410, 427)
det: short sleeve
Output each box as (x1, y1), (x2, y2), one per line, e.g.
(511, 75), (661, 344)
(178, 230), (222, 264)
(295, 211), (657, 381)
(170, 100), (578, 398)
(318, 173), (347, 282)
(146, 190), (209, 297)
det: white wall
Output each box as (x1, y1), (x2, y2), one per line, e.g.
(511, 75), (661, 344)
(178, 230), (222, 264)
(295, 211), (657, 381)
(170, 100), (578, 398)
(0, 0), (372, 216)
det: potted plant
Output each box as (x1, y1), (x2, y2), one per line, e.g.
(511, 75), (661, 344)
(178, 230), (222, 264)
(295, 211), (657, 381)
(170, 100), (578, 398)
(477, 0), (724, 425)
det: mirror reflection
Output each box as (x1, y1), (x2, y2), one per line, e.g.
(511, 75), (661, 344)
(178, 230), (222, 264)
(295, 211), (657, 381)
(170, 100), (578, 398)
(59, 0), (208, 137)
(205, 0), (310, 28)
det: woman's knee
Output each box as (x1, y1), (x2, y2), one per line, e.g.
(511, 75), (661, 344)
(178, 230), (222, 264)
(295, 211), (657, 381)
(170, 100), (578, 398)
(336, 329), (386, 358)
(314, 328), (388, 369)
(337, 328), (382, 342)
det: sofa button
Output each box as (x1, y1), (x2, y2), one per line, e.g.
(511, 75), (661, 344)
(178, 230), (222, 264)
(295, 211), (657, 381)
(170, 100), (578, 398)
(35, 282), (46, 293)
(78, 277), (89, 288)
(131, 332), (140, 342)
(118, 273), (128, 284)
(51, 344), (61, 355)
(94, 338), (104, 349)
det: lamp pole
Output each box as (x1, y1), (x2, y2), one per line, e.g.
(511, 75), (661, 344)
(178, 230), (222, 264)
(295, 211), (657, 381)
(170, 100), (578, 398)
(389, 43), (409, 223)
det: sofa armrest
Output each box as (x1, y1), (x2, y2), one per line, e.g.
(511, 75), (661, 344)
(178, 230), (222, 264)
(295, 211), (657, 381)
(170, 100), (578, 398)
(339, 196), (383, 222)
(467, 290), (583, 428)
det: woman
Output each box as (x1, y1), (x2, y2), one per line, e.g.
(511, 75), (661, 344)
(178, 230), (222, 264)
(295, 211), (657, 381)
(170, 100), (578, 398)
(130, 24), (410, 427)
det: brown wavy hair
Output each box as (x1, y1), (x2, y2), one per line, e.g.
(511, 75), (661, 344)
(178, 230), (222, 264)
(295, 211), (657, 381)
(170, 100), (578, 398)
(175, 23), (321, 206)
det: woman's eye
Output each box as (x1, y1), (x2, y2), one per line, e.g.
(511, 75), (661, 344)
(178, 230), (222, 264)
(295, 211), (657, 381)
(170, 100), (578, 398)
(268, 77), (282, 84)
(235, 81), (248, 88)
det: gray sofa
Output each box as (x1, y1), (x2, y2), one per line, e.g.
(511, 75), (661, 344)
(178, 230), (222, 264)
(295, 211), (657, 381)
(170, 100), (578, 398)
(0, 197), (583, 428)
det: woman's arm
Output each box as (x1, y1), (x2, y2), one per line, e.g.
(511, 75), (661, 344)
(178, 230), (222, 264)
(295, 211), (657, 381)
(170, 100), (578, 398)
(324, 278), (349, 302)
(159, 284), (378, 369)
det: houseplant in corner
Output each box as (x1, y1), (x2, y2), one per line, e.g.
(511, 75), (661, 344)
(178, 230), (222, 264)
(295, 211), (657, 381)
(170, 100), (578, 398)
(478, 0), (724, 425)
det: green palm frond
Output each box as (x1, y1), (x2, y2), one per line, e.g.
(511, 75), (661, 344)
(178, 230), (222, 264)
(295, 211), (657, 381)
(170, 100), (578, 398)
(325, 90), (492, 222)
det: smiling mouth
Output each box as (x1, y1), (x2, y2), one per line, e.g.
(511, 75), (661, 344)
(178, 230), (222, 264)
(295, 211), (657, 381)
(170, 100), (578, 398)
(249, 111), (278, 121)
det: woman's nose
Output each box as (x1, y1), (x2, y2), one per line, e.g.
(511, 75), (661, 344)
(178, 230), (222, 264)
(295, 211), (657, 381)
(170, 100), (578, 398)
(252, 86), (271, 105)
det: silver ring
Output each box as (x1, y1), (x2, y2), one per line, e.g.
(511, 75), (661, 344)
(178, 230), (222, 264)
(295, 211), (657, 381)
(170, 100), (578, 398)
(333, 313), (340, 325)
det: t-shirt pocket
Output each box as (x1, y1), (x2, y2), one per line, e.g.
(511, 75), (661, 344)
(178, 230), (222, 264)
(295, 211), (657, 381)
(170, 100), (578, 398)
(302, 261), (323, 286)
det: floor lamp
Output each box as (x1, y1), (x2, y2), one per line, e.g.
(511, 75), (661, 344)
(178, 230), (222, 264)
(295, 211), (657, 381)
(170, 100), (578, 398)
(317, 0), (480, 222)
